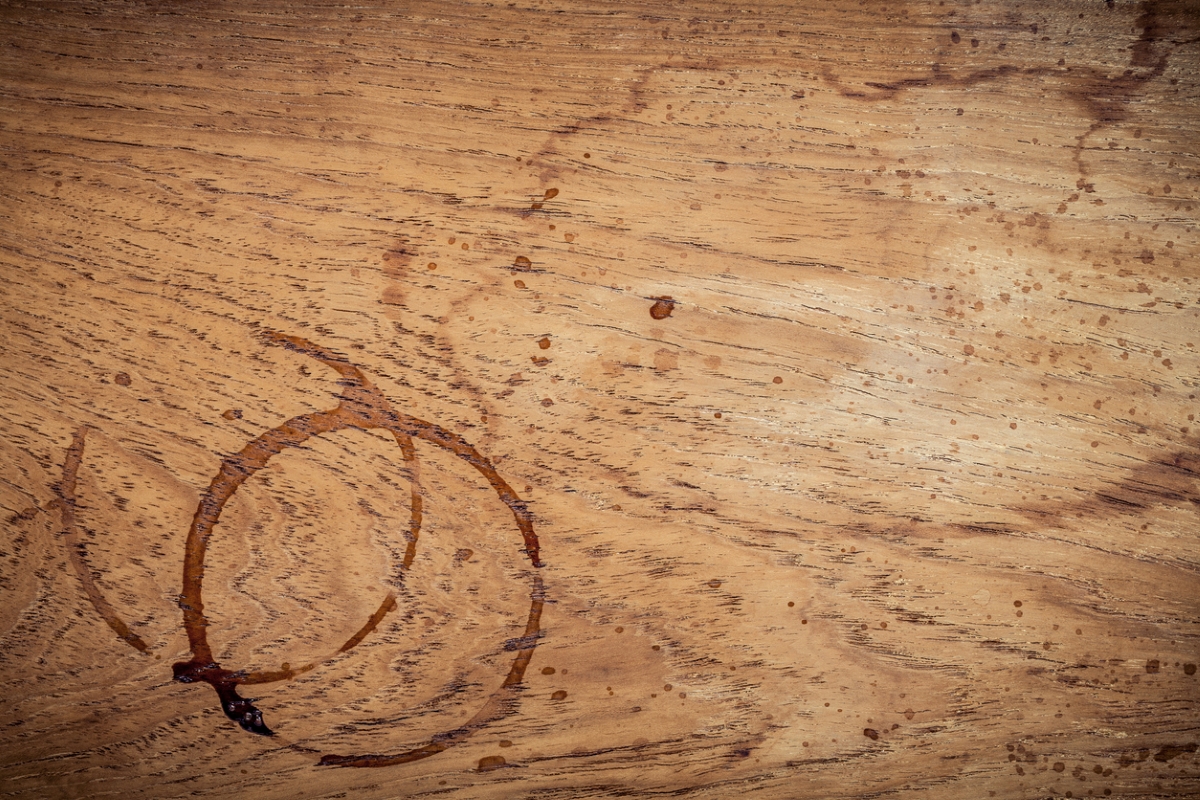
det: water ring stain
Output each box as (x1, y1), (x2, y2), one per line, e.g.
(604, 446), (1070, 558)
(55, 330), (543, 768)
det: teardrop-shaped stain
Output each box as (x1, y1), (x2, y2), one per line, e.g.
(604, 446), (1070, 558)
(544, 188), (559, 199)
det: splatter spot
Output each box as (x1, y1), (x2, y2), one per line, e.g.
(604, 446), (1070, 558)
(650, 297), (676, 319)
(514, 256), (533, 271)
(541, 666), (556, 675)
(222, 409), (243, 420)
(477, 755), (507, 772)
(551, 690), (568, 700)
(864, 728), (880, 740)
(114, 372), (131, 386)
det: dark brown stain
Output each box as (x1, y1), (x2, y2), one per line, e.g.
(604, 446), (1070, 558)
(1153, 742), (1197, 763)
(55, 331), (543, 768)
(114, 372), (131, 386)
(477, 755), (507, 772)
(649, 296), (675, 320)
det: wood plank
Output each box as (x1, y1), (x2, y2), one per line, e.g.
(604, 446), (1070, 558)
(1, 1), (1198, 797)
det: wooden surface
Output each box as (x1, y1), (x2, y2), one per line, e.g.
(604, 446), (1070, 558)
(2, 1), (1199, 797)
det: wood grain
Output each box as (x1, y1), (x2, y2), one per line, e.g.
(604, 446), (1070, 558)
(1, 1), (1198, 797)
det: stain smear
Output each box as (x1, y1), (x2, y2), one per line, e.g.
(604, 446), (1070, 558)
(319, 575), (545, 768)
(54, 426), (150, 654)
(825, 0), (1180, 178)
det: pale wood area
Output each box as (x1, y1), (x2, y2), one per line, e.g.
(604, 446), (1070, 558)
(2, 1), (1199, 797)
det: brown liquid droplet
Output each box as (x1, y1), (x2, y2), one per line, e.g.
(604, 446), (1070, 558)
(114, 372), (131, 386)
(540, 398), (554, 407)
(222, 409), (243, 420)
(649, 297), (675, 319)
(537, 337), (551, 350)
(772, 376), (783, 384)
(708, 579), (722, 588)
(541, 666), (556, 675)
(477, 755), (507, 772)
(551, 690), (568, 700)
(544, 188), (559, 199)
(514, 279), (526, 289)
(864, 728), (880, 741)
(514, 256), (533, 270)
(499, 739), (513, 747)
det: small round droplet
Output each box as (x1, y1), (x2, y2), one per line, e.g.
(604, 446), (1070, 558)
(708, 579), (722, 588)
(114, 372), (131, 386)
(537, 337), (551, 350)
(772, 376), (783, 384)
(222, 409), (243, 420)
(541, 666), (556, 675)
(551, 690), (568, 700)
(544, 188), (559, 199)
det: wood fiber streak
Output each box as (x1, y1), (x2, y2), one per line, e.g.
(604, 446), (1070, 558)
(1, 1), (1198, 798)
